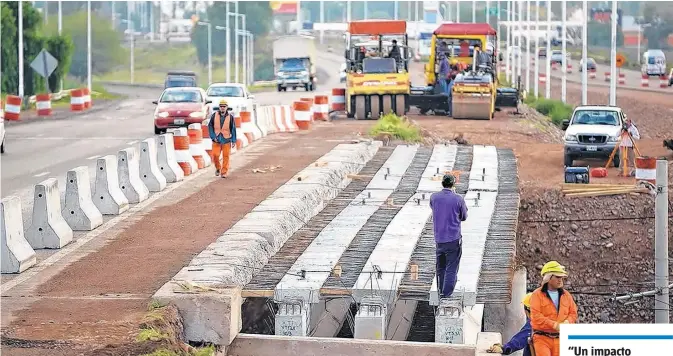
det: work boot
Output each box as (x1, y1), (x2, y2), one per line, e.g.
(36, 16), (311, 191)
(215, 169), (220, 177)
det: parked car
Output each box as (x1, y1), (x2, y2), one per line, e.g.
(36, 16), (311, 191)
(538, 48), (547, 58)
(641, 49), (667, 77)
(153, 87), (212, 134)
(205, 82), (255, 117)
(562, 105), (626, 167)
(579, 57), (597, 72)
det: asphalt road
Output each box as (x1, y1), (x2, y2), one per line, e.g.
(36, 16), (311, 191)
(506, 51), (672, 94)
(0, 49), (345, 228)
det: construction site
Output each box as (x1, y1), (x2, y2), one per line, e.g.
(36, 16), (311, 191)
(2, 2), (673, 356)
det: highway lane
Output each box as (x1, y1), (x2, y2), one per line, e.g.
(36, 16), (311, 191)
(0, 49), (344, 229)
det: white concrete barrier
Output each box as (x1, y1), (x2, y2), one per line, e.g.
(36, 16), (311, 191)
(1, 196), (37, 273)
(63, 166), (104, 231)
(26, 178), (74, 249)
(253, 106), (269, 137)
(139, 138), (168, 192)
(118, 147), (150, 204)
(93, 155), (130, 215)
(157, 133), (185, 183)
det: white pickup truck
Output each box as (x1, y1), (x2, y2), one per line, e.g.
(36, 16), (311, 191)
(562, 105), (626, 167)
(205, 83), (255, 117)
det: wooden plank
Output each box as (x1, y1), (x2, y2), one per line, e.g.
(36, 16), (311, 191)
(241, 289), (275, 298)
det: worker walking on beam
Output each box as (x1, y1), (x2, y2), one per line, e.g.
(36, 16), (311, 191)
(487, 293), (533, 355)
(430, 174), (468, 299)
(529, 261), (578, 356)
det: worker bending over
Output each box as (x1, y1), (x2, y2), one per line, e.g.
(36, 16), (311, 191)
(208, 99), (237, 178)
(429, 174), (467, 299)
(620, 117), (640, 176)
(529, 261), (578, 356)
(487, 293), (533, 355)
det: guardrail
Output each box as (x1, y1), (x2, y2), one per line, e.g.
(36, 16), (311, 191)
(27, 89), (72, 105)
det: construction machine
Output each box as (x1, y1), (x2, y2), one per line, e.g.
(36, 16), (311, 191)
(344, 20), (412, 120)
(408, 23), (519, 119)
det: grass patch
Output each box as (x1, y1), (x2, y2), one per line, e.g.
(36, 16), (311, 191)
(525, 95), (574, 127)
(369, 113), (422, 142)
(136, 328), (170, 343)
(249, 82), (276, 93)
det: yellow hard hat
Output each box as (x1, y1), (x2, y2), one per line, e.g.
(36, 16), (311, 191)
(540, 261), (568, 277)
(219, 99), (228, 106)
(522, 292), (533, 309)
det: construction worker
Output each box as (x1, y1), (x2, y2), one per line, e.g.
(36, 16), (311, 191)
(620, 117), (640, 176)
(208, 99), (237, 178)
(487, 293), (533, 356)
(439, 53), (451, 95)
(447, 73), (456, 117)
(529, 261), (578, 356)
(430, 174), (467, 299)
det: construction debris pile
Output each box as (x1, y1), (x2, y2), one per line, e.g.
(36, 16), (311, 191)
(517, 187), (673, 323)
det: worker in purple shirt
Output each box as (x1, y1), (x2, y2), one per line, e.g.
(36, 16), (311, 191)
(429, 174), (468, 298)
(438, 53), (451, 95)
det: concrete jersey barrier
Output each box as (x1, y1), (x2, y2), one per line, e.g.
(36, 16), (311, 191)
(1, 196), (37, 273)
(63, 166), (104, 231)
(26, 178), (74, 249)
(153, 141), (382, 346)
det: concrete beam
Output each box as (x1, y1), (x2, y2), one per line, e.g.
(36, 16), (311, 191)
(272, 145), (418, 337)
(435, 301), (484, 345)
(228, 333), (476, 356)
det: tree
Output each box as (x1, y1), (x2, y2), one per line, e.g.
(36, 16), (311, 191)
(191, 1), (273, 66)
(641, 2), (673, 49)
(1, 2), (19, 95)
(46, 36), (74, 92)
(43, 11), (127, 80)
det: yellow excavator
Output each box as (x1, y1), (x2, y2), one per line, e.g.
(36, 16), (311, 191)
(344, 20), (412, 120)
(408, 23), (519, 119)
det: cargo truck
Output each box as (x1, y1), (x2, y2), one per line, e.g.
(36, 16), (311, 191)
(273, 35), (317, 91)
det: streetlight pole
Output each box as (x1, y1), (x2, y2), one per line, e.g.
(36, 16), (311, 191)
(126, 2), (135, 84)
(319, 0), (324, 44)
(609, 0), (617, 106)
(59, 0), (63, 91)
(457, 0), (460, 22)
(198, 21), (212, 85)
(226, 2), (230, 82)
(526, 0), (531, 94)
(582, 0), (588, 105)
(545, 0), (551, 99)
(364, 0), (368, 20)
(18, 1), (24, 99)
(394, 1), (398, 20)
(87, 1), (92, 92)
(561, 0), (567, 102)
(472, 0), (476, 23)
(534, 0), (540, 98)
(517, 0), (523, 88)
(506, 1), (511, 84)
(234, 1), (239, 83)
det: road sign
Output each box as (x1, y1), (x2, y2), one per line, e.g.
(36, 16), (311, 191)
(30, 49), (59, 79)
(489, 7), (499, 16)
(615, 53), (625, 68)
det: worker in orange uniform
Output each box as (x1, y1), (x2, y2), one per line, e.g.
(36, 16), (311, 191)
(208, 99), (237, 178)
(529, 261), (579, 356)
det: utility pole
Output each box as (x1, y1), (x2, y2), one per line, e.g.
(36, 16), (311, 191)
(472, 0), (476, 23)
(226, 1), (230, 82)
(319, 0), (324, 44)
(128, 1), (134, 84)
(394, 1), (398, 20)
(526, 0), (531, 94)
(655, 160), (670, 323)
(347, 1), (351, 22)
(581, 0), (588, 105)
(457, 0), (460, 22)
(234, 1), (239, 83)
(59, 0), (63, 92)
(561, 0), (567, 102)
(534, 0), (539, 98)
(19, 1), (24, 99)
(364, 0), (368, 20)
(517, 0), (522, 88)
(609, 0), (617, 106)
(87, 1), (92, 92)
(111, 1), (115, 27)
(545, 0), (551, 99)
(506, 0), (510, 83)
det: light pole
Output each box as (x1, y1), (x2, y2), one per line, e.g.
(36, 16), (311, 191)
(534, 0), (540, 98)
(121, 18), (135, 84)
(19, 1), (24, 98)
(581, 0), (587, 105)
(248, 32), (255, 85)
(517, 0), (523, 88)
(609, 0), (617, 106)
(319, 0), (324, 44)
(236, 29), (251, 87)
(87, 1), (92, 92)
(457, 0), (460, 22)
(228, 12), (246, 84)
(506, 1), (511, 84)
(215, 25), (231, 83)
(526, 0), (531, 94)
(197, 21), (212, 85)
(561, 0), (567, 102)
(394, 1), (398, 20)
(59, 0), (63, 91)
(545, 0), (551, 99)
(472, 0), (476, 23)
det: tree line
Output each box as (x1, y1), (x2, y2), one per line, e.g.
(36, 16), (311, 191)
(1, 1), (127, 98)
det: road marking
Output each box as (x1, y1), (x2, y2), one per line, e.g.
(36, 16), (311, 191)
(33, 171), (50, 178)
(127, 140), (138, 145)
(86, 155), (100, 160)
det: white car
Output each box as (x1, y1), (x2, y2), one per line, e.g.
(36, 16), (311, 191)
(205, 83), (255, 117)
(562, 105), (626, 167)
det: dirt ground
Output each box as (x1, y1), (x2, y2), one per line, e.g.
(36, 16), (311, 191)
(0, 121), (370, 356)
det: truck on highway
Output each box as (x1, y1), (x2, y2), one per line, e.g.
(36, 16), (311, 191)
(164, 71), (198, 88)
(273, 35), (317, 92)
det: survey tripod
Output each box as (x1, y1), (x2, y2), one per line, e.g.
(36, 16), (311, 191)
(604, 126), (642, 177)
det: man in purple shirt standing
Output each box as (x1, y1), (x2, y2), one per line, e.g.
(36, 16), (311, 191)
(429, 174), (468, 299)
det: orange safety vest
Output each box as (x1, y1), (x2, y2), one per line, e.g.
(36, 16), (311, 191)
(214, 112), (232, 139)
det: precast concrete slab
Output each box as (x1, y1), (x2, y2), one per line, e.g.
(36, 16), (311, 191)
(269, 145), (418, 337)
(153, 141), (381, 346)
